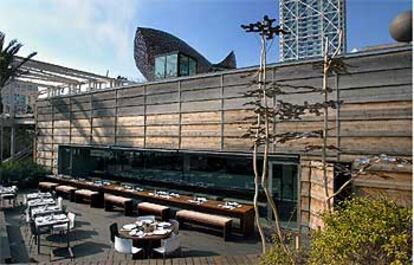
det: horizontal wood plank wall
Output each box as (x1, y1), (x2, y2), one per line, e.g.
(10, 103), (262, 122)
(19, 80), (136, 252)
(300, 161), (334, 231)
(35, 48), (413, 217)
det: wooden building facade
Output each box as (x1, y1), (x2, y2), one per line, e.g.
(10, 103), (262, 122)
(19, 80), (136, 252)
(35, 46), (412, 231)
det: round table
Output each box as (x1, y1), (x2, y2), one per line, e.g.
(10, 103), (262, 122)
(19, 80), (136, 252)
(119, 221), (173, 259)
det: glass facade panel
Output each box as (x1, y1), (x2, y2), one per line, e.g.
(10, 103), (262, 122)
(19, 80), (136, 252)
(57, 146), (298, 226)
(189, 58), (197, 75)
(179, 54), (189, 76)
(166, 54), (178, 77)
(155, 56), (166, 80)
(155, 53), (197, 80)
(58, 147), (71, 175)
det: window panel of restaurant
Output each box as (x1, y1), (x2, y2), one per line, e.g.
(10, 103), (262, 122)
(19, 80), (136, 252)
(58, 147), (298, 224)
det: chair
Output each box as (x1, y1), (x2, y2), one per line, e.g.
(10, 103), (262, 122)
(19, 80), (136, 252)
(29, 221), (39, 249)
(29, 221), (49, 250)
(22, 208), (31, 235)
(22, 194), (27, 206)
(109, 223), (119, 252)
(52, 212), (75, 234)
(169, 219), (180, 235)
(136, 215), (155, 222)
(109, 223), (119, 244)
(57, 197), (63, 210)
(114, 235), (143, 259)
(152, 233), (182, 261)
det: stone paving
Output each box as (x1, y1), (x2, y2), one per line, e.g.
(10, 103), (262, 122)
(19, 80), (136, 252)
(3, 190), (261, 264)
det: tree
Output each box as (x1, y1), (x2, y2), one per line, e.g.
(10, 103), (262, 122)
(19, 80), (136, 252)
(0, 31), (37, 113)
(0, 31), (37, 162)
(241, 15), (295, 262)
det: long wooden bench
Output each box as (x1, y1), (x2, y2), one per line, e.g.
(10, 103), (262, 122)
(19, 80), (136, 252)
(38, 182), (59, 192)
(104, 194), (133, 216)
(0, 210), (11, 263)
(74, 189), (100, 208)
(176, 210), (232, 241)
(137, 202), (170, 221)
(55, 185), (77, 201)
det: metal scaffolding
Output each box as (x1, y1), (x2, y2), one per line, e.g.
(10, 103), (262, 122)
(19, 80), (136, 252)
(279, 0), (346, 61)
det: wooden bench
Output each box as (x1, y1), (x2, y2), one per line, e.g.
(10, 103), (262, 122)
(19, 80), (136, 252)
(38, 182), (59, 192)
(104, 194), (133, 216)
(137, 202), (170, 221)
(0, 210), (11, 263)
(176, 210), (232, 241)
(74, 189), (100, 208)
(55, 185), (77, 201)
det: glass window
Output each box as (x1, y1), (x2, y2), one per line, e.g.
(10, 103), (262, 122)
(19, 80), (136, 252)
(179, 54), (189, 76)
(189, 58), (197, 75)
(166, 54), (178, 77)
(155, 56), (166, 80)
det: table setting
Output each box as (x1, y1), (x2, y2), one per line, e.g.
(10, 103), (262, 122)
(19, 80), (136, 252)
(120, 219), (172, 239)
(218, 201), (242, 210)
(27, 198), (56, 208)
(35, 213), (69, 227)
(187, 196), (208, 205)
(0, 186), (17, 195)
(27, 192), (53, 201)
(149, 190), (180, 199)
(31, 205), (62, 219)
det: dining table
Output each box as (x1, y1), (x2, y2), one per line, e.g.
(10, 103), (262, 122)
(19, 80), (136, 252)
(45, 174), (255, 236)
(119, 219), (173, 259)
(0, 186), (17, 195)
(34, 213), (73, 259)
(31, 205), (62, 219)
(27, 198), (56, 209)
(27, 192), (53, 201)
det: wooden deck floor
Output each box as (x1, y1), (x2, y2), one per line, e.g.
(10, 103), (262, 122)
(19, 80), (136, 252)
(37, 253), (260, 265)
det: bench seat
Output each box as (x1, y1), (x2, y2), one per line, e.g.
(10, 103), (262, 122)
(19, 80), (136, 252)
(104, 194), (133, 216)
(55, 185), (77, 201)
(74, 189), (100, 207)
(38, 182), (59, 192)
(137, 202), (170, 221)
(176, 210), (232, 241)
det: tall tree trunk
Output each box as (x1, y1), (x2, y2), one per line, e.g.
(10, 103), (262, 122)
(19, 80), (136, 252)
(253, 36), (267, 253)
(259, 35), (295, 264)
(322, 38), (332, 212)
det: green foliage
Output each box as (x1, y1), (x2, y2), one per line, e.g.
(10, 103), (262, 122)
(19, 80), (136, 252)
(0, 159), (49, 187)
(260, 233), (305, 265)
(309, 196), (412, 265)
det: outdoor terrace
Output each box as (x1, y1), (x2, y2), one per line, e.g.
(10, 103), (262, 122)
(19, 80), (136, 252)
(2, 188), (261, 264)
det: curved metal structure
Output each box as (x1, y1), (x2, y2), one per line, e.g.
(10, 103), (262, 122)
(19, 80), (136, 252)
(134, 27), (236, 81)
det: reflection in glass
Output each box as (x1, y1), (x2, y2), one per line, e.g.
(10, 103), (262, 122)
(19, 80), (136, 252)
(166, 54), (178, 77)
(179, 54), (189, 76)
(155, 56), (166, 80)
(189, 58), (197, 75)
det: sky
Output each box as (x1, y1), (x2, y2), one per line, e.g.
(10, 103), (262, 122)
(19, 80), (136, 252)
(0, 0), (411, 81)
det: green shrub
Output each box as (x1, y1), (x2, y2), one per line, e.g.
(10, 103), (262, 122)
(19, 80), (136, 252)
(260, 232), (305, 265)
(0, 159), (49, 188)
(308, 196), (412, 265)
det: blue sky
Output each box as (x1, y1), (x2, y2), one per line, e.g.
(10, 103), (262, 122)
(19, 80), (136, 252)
(0, 0), (411, 81)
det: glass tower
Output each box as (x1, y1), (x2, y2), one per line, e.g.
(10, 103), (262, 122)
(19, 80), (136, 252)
(279, 0), (346, 61)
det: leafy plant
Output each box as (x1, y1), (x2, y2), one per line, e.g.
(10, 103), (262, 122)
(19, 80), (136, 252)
(308, 196), (412, 265)
(0, 158), (49, 187)
(260, 232), (306, 265)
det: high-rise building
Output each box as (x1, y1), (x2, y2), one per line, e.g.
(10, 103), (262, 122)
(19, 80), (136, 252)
(279, 0), (346, 61)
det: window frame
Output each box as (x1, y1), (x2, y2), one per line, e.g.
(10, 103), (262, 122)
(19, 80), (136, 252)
(154, 51), (197, 80)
